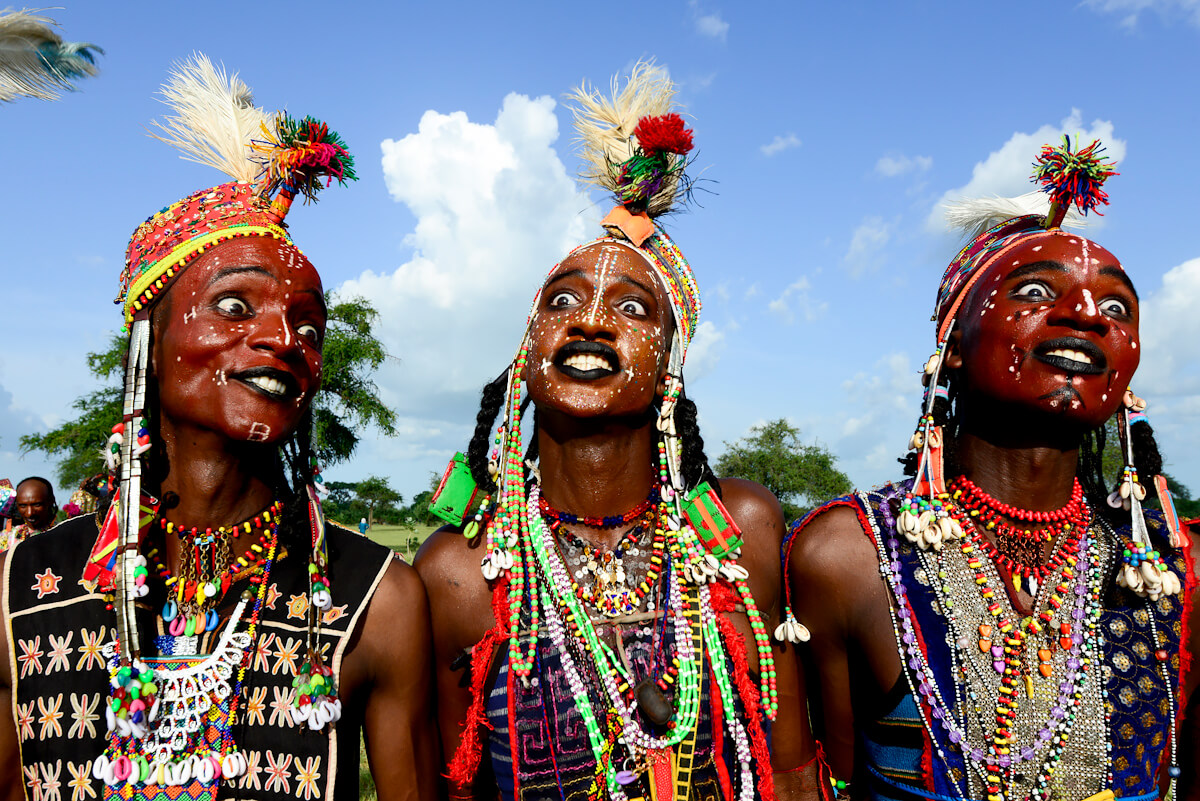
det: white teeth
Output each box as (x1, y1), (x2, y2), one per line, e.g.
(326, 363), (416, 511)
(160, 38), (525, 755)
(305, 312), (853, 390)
(246, 376), (288, 396)
(562, 353), (614, 372)
(1045, 348), (1093, 365)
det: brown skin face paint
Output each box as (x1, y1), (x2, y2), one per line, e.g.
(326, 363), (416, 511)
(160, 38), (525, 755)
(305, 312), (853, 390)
(949, 231), (1140, 433)
(526, 242), (672, 420)
(153, 237), (327, 447)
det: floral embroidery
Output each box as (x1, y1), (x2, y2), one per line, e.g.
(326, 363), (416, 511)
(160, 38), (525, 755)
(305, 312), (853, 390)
(272, 635), (301, 676)
(295, 755), (323, 800)
(31, 568), (63, 599)
(286, 593), (309, 620)
(23, 763), (41, 800)
(269, 686), (295, 728)
(75, 628), (105, 672)
(265, 581), (282, 610)
(68, 693), (99, 740)
(16, 699), (35, 740)
(246, 685), (268, 726)
(18, 635), (44, 678)
(253, 631), (275, 673)
(264, 751), (294, 793)
(40, 760), (63, 801)
(66, 760), (95, 801)
(38, 694), (65, 739)
(46, 632), (74, 673)
(321, 603), (348, 625)
(238, 749), (262, 790)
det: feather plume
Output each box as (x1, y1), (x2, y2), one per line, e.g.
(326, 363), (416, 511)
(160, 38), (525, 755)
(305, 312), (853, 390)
(569, 60), (688, 218)
(0, 8), (101, 102)
(943, 191), (1087, 242)
(150, 54), (276, 184)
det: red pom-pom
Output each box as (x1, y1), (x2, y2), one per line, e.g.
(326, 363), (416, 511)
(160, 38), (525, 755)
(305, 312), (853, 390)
(633, 113), (694, 156)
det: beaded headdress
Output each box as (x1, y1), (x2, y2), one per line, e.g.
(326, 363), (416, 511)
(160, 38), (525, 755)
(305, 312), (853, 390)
(98, 55), (355, 741)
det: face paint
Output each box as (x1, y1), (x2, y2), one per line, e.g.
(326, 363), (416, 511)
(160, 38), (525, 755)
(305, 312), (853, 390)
(155, 236), (326, 446)
(955, 232), (1139, 429)
(526, 242), (672, 420)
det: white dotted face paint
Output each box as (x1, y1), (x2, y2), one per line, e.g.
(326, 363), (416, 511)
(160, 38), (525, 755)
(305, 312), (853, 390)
(586, 246), (620, 324)
(1081, 288), (1097, 316)
(247, 422), (271, 442)
(183, 306), (198, 324)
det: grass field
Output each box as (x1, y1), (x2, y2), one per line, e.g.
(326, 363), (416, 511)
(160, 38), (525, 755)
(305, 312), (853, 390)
(330, 521), (440, 560)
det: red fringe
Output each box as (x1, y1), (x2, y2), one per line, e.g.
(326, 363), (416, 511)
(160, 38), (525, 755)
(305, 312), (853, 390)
(447, 577), (511, 786)
(812, 742), (834, 801)
(1175, 540), (1197, 747)
(715, 612), (775, 801)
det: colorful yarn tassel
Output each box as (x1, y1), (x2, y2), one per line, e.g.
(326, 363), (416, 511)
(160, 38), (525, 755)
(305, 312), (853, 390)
(1033, 135), (1118, 226)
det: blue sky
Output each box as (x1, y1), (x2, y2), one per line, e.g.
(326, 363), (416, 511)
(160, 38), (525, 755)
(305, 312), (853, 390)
(3, 1), (1199, 509)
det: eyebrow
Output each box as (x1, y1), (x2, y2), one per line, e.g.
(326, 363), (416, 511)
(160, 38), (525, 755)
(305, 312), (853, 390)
(544, 269), (585, 291)
(302, 287), (328, 316)
(1003, 260), (1068, 282)
(208, 265), (277, 285)
(1100, 265), (1139, 300)
(615, 274), (657, 298)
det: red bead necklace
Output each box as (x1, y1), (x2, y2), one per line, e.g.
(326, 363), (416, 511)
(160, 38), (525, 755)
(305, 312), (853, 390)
(538, 488), (659, 528)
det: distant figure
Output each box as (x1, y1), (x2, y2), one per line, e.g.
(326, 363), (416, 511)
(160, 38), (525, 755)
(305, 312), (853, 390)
(359, 516), (368, 535)
(1, 476), (57, 549)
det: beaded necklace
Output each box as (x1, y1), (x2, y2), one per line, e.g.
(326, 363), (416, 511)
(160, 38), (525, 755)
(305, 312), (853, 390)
(870, 486), (1108, 801)
(92, 517), (278, 790)
(538, 486), (660, 528)
(153, 500), (283, 640)
(548, 507), (662, 618)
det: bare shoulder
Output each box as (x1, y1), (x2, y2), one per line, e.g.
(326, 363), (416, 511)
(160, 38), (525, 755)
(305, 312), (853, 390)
(414, 526), (496, 656)
(717, 478), (785, 541)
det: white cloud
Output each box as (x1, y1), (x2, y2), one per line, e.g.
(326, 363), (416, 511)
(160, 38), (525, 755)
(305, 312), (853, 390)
(844, 216), (895, 277)
(1133, 257), (1200, 485)
(830, 351), (922, 483)
(689, 1), (730, 40)
(927, 110), (1126, 230)
(1082, 0), (1200, 28)
(337, 93), (595, 466)
(683, 321), (726, 381)
(876, 153), (932, 177)
(768, 275), (828, 323)
(760, 133), (801, 157)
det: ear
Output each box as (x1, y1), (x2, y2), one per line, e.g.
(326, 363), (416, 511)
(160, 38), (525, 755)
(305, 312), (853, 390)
(943, 329), (963, 370)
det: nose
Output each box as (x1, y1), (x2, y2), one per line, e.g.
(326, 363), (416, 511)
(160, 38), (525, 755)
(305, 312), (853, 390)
(246, 305), (300, 357)
(1050, 285), (1110, 336)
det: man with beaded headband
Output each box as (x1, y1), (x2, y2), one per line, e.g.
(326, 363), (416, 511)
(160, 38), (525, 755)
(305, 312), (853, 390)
(0, 56), (436, 799)
(782, 138), (1198, 801)
(416, 62), (815, 801)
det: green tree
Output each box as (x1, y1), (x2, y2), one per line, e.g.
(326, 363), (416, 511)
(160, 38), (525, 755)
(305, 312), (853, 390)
(20, 294), (396, 487)
(355, 475), (403, 529)
(714, 418), (852, 521)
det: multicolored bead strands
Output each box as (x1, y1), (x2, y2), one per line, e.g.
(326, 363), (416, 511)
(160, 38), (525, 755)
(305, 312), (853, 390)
(868, 484), (1109, 801)
(93, 516), (278, 792)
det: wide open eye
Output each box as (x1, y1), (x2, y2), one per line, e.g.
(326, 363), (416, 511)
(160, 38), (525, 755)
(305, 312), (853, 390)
(618, 298), (648, 316)
(1098, 297), (1129, 318)
(215, 296), (250, 316)
(1012, 280), (1054, 301)
(547, 291), (578, 309)
(296, 323), (323, 346)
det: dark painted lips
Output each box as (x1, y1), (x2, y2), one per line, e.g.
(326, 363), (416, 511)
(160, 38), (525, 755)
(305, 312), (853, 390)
(231, 366), (302, 400)
(1032, 337), (1107, 376)
(554, 341), (620, 381)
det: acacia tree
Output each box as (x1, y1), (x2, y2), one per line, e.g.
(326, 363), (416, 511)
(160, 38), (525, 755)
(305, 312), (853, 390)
(21, 293), (396, 487)
(354, 475), (403, 529)
(714, 418), (852, 521)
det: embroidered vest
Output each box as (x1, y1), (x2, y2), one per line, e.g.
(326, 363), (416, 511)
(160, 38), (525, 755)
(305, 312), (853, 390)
(4, 514), (394, 800)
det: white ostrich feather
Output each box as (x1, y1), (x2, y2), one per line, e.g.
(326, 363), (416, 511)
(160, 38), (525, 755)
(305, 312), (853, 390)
(568, 60), (683, 217)
(0, 8), (101, 102)
(943, 191), (1087, 242)
(150, 54), (276, 184)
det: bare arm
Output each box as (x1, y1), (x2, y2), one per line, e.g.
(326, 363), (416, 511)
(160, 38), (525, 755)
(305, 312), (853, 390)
(787, 503), (898, 783)
(0, 551), (23, 801)
(357, 557), (440, 801)
(719, 479), (818, 801)
(414, 528), (497, 800)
